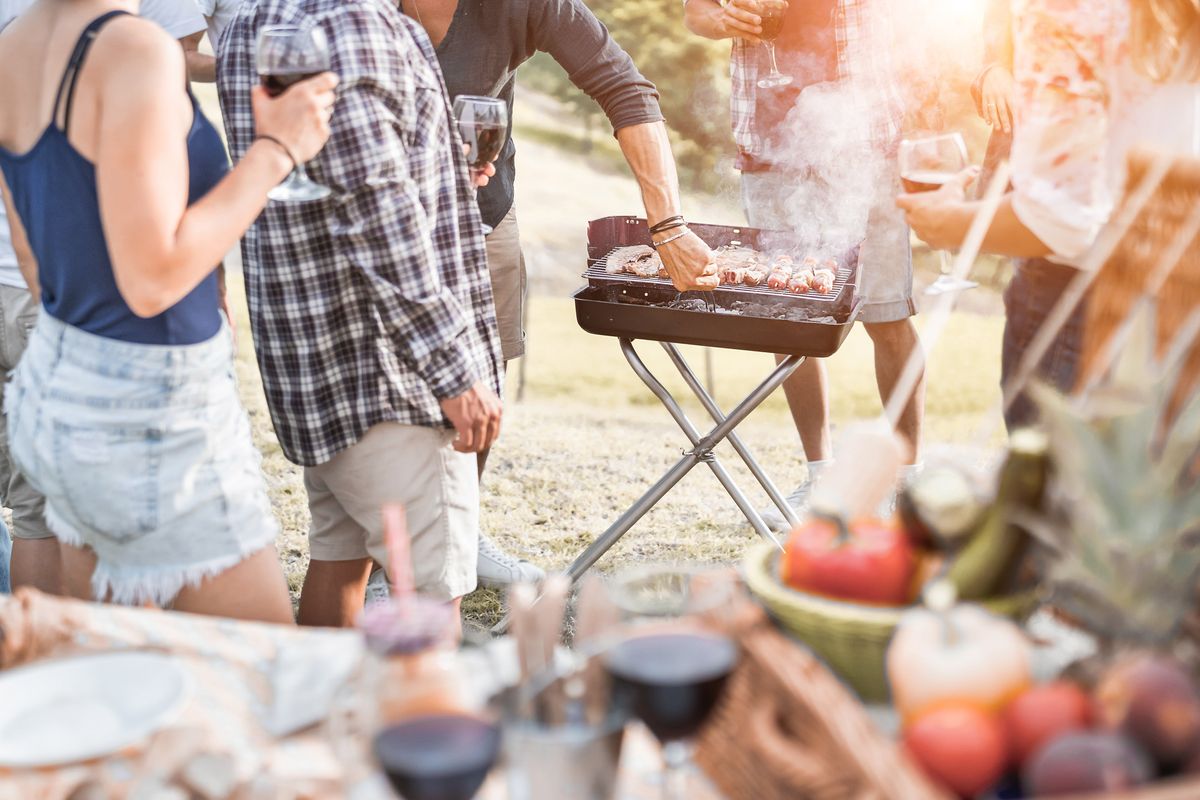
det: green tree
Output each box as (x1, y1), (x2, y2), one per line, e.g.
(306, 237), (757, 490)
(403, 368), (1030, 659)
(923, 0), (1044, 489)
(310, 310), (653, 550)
(519, 0), (736, 192)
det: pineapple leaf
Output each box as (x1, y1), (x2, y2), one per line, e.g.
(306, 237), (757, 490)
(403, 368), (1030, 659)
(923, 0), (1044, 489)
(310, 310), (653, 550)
(1032, 298), (1200, 645)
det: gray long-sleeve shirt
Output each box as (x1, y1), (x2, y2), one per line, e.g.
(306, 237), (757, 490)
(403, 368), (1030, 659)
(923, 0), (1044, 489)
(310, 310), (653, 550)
(415, 0), (664, 228)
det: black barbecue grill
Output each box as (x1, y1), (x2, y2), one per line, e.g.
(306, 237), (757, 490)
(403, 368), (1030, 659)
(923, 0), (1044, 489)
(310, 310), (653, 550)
(575, 215), (862, 357)
(546, 217), (865, 595)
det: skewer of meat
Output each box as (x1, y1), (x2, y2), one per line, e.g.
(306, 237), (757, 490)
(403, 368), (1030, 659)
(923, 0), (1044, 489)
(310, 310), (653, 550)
(810, 268), (836, 294)
(742, 266), (766, 286)
(764, 254), (792, 289)
(787, 270), (813, 294)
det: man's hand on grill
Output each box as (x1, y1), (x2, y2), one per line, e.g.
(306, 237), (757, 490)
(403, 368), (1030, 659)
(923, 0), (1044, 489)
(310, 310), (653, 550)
(656, 230), (720, 292)
(440, 382), (503, 453)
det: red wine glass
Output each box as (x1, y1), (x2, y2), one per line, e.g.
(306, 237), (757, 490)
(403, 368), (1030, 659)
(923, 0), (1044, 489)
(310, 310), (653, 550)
(256, 24), (333, 202)
(452, 95), (508, 235)
(756, 0), (792, 89)
(606, 565), (740, 800)
(899, 133), (978, 295)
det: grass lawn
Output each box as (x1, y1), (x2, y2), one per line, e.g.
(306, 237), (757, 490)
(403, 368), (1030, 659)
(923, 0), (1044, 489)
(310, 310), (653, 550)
(231, 282), (1007, 630)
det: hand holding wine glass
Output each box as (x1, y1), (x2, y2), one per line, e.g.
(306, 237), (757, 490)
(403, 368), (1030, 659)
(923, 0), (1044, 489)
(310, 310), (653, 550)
(719, 0), (764, 42)
(250, 71), (337, 167)
(462, 144), (496, 188)
(897, 133), (980, 295)
(256, 24), (337, 202)
(452, 95), (507, 234)
(756, 0), (792, 89)
(898, 133), (969, 194)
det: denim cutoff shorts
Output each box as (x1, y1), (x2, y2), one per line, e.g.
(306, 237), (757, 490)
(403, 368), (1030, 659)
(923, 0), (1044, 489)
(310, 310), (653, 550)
(5, 313), (279, 606)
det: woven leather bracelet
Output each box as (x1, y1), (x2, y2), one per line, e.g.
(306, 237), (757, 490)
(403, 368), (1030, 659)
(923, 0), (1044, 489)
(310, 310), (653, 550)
(649, 221), (687, 237)
(648, 215), (686, 235)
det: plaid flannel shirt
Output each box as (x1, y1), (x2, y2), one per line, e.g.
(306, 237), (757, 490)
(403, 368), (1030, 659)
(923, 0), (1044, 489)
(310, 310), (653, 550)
(218, 0), (503, 467)
(730, 0), (904, 164)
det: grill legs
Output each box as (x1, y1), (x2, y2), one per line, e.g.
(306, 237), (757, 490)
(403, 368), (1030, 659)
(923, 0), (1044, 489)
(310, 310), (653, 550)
(563, 340), (804, 582)
(659, 342), (802, 530)
(491, 340), (805, 634)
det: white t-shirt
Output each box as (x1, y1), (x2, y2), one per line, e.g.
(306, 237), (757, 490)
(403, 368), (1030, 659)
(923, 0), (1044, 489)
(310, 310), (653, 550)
(196, 0), (239, 57)
(0, 0), (204, 289)
(141, 0), (206, 39)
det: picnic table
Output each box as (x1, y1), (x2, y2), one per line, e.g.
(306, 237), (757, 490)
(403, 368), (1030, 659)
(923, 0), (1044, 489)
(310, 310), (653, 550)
(0, 590), (723, 800)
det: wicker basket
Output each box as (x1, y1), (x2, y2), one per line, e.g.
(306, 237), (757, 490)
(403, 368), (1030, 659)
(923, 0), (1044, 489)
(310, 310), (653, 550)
(695, 599), (951, 800)
(743, 542), (1037, 702)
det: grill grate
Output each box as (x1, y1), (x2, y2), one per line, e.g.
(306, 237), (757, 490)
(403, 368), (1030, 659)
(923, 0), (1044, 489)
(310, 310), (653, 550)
(585, 247), (854, 306)
(574, 217), (864, 357)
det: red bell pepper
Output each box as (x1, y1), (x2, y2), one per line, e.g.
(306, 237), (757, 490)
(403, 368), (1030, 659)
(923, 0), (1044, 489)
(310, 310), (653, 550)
(783, 515), (916, 606)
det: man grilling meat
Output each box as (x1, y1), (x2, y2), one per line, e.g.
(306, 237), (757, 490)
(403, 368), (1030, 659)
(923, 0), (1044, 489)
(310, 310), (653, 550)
(684, 0), (926, 528)
(400, 0), (718, 589)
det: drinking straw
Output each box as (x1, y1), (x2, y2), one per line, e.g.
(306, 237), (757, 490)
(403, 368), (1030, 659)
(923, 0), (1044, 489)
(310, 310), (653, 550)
(381, 503), (414, 597)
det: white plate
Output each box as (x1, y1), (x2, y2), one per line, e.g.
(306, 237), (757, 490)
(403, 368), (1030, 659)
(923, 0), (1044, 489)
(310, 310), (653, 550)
(0, 651), (191, 767)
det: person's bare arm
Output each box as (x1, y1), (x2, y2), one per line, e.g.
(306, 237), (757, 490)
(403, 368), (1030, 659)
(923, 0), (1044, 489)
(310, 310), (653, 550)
(983, 0), (1013, 70)
(180, 30), (216, 83)
(896, 171), (1052, 258)
(616, 122), (717, 290)
(684, 0), (762, 42)
(95, 18), (334, 318)
(0, 174), (40, 303)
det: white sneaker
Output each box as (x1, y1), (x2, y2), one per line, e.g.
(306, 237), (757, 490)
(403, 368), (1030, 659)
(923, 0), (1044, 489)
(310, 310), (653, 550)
(757, 482), (814, 533)
(876, 463), (925, 519)
(364, 566), (391, 608)
(477, 535), (545, 589)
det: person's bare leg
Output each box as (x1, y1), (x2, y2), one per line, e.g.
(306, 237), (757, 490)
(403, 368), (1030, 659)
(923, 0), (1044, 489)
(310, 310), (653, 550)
(172, 547), (295, 624)
(59, 542), (97, 601)
(11, 537), (63, 595)
(864, 319), (925, 463)
(775, 355), (833, 462)
(298, 557), (373, 628)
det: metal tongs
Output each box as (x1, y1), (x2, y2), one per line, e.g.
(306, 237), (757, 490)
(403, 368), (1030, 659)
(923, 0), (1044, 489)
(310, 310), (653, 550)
(673, 291), (718, 313)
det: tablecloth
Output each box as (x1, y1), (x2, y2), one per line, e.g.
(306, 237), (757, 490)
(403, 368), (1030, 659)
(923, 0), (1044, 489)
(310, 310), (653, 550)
(0, 589), (723, 800)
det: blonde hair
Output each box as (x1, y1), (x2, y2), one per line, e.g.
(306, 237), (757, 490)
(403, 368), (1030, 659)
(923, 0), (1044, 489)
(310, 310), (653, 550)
(1132, 0), (1200, 81)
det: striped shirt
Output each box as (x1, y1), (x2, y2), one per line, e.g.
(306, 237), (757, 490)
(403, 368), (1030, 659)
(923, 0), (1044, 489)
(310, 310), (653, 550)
(218, 0), (503, 466)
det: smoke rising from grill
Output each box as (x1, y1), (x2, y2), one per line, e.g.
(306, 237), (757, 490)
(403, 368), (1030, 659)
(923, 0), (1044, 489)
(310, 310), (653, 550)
(768, 81), (888, 258)
(739, 0), (987, 256)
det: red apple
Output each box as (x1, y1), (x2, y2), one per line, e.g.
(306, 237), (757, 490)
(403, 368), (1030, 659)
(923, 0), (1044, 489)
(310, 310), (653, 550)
(1005, 682), (1093, 766)
(904, 704), (1009, 797)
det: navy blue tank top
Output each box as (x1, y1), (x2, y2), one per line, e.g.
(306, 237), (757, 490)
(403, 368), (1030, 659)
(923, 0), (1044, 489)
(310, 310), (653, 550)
(0, 11), (229, 345)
